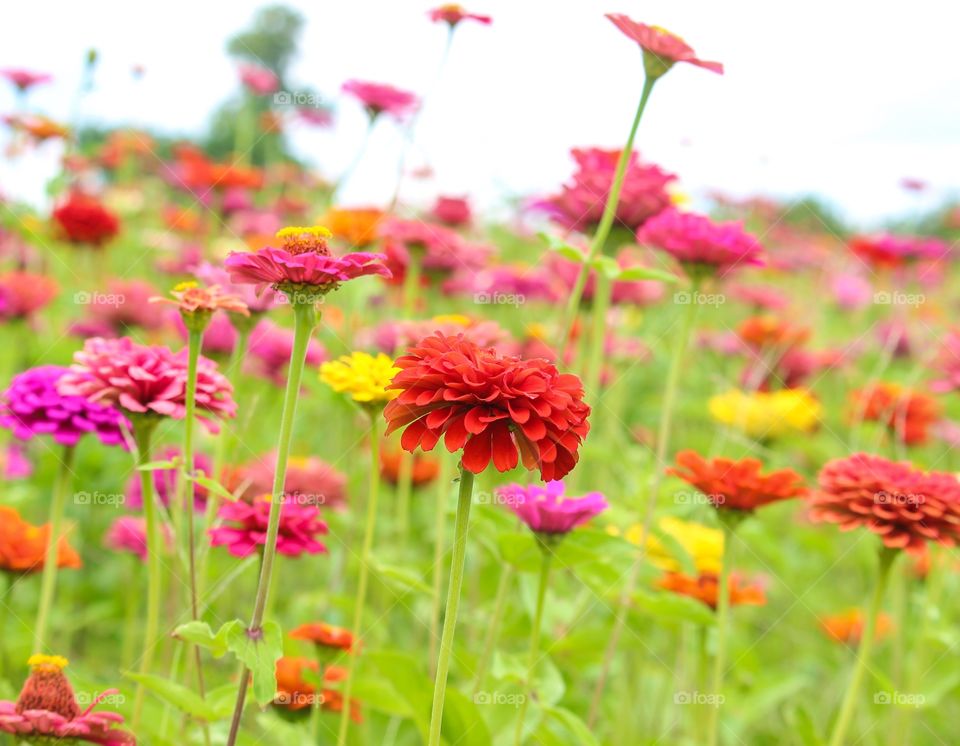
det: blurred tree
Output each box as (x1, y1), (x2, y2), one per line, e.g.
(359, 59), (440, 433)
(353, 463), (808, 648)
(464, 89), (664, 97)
(227, 5), (304, 81)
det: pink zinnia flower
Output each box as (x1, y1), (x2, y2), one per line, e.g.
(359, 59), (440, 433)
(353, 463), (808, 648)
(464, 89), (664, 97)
(58, 337), (236, 431)
(227, 450), (348, 510)
(195, 262), (280, 314)
(210, 496), (329, 557)
(379, 218), (490, 281)
(225, 226), (390, 296)
(427, 4), (492, 27)
(0, 271), (58, 321)
(431, 195), (472, 226)
(636, 208), (763, 275)
(342, 80), (419, 121)
(830, 273), (872, 310)
(70, 279), (168, 337)
(0, 68), (52, 92)
(606, 14), (723, 77)
(238, 64), (279, 95)
(105, 516), (172, 562)
(541, 147), (675, 234)
(497, 480), (608, 536)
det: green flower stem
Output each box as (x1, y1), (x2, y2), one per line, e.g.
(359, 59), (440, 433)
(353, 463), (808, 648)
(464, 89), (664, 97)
(555, 76), (656, 352)
(132, 418), (161, 728)
(429, 456), (454, 674)
(33, 443), (76, 653)
(401, 249), (423, 318)
(310, 657), (327, 744)
(583, 271), (613, 401)
(182, 326), (212, 746)
(514, 549), (553, 745)
(233, 94), (256, 166)
(427, 465), (476, 746)
(0, 573), (12, 677)
(588, 278), (703, 725)
(225, 301), (317, 746)
(828, 548), (898, 746)
(471, 564), (513, 695)
(120, 559), (140, 669)
(395, 452), (415, 541)
(705, 517), (737, 746)
(336, 413), (382, 746)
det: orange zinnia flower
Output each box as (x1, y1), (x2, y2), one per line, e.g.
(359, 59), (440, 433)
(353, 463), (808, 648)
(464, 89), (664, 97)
(821, 609), (893, 645)
(274, 657), (361, 722)
(323, 208), (385, 249)
(0, 507), (80, 574)
(658, 571), (766, 610)
(380, 444), (440, 487)
(289, 622), (355, 653)
(668, 450), (807, 513)
(737, 315), (809, 350)
(851, 382), (939, 446)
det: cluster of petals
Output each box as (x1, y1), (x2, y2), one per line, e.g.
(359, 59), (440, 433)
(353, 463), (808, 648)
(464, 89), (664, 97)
(51, 193), (120, 247)
(384, 333), (590, 480)
(605, 14), (723, 75)
(637, 208), (763, 274)
(210, 496), (329, 558)
(0, 506), (80, 573)
(341, 80), (419, 120)
(496, 480), (608, 535)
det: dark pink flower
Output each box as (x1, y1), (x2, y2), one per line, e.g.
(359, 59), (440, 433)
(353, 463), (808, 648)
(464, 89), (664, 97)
(104, 516), (172, 562)
(497, 480), (608, 535)
(606, 14), (723, 77)
(637, 208), (763, 275)
(342, 80), (419, 121)
(431, 195), (472, 226)
(210, 496), (328, 557)
(239, 64), (279, 95)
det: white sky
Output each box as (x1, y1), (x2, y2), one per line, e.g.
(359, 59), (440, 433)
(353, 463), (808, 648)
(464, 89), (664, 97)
(2, 0), (958, 226)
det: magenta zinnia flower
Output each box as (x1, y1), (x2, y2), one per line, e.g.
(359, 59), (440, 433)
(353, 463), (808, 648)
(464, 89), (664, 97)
(541, 147), (675, 234)
(225, 226), (390, 296)
(209, 496), (329, 557)
(0, 366), (129, 447)
(104, 516), (172, 562)
(0, 68), (52, 92)
(606, 14), (723, 77)
(497, 480), (608, 535)
(247, 319), (327, 386)
(637, 208), (763, 276)
(57, 337), (236, 431)
(342, 80), (419, 121)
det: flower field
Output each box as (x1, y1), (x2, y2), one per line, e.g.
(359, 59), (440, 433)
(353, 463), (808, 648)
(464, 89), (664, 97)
(0, 4), (958, 745)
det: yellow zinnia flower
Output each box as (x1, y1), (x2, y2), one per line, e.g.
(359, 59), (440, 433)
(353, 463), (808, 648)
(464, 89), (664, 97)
(622, 517), (724, 574)
(320, 352), (400, 404)
(708, 388), (820, 440)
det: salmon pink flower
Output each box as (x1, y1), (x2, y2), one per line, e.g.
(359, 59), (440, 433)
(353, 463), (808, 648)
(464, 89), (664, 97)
(209, 496), (328, 558)
(104, 516), (172, 562)
(0, 656), (134, 745)
(428, 4), (492, 27)
(0, 68), (52, 92)
(497, 480), (608, 536)
(0, 271), (58, 321)
(58, 337), (236, 431)
(811, 453), (960, 554)
(69, 279), (167, 337)
(225, 226), (390, 298)
(384, 333), (591, 480)
(637, 208), (763, 276)
(606, 14), (723, 78)
(342, 80), (419, 121)
(0, 366), (129, 447)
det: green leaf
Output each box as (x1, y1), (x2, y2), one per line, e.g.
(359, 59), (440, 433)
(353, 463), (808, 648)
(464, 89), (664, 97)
(496, 531), (542, 572)
(189, 474), (240, 502)
(124, 673), (221, 721)
(349, 677), (414, 719)
(440, 688), (492, 746)
(374, 562), (432, 595)
(539, 232), (585, 263)
(615, 266), (678, 283)
(634, 589), (716, 627)
(172, 620), (234, 658)
(223, 621), (284, 706)
(136, 459), (179, 472)
(591, 255), (621, 280)
(540, 706), (599, 746)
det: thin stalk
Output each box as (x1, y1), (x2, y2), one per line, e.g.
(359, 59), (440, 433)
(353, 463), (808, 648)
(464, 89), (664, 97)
(132, 419), (161, 728)
(427, 465), (475, 746)
(471, 565), (513, 695)
(225, 301), (316, 746)
(514, 550), (553, 745)
(310, 658), (326, 744)
(33, 444), (76, 652)
(182, 326), (212, 746)
(429, 457), (453, 674)
(588, 279), (703, 725)
(583, 271), (612, 399)
(395, 452), (415, 541)
(401, 248), (423, 318)
(555, 77), (656, 352)
(705, 519), (736, 746)
(0, 574), (11, 677)
(827, 548), (898, 746)
(336, 415), (382, 745)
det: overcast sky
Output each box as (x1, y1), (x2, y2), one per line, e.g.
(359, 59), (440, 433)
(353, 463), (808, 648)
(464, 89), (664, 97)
(2, 0), (958, 226)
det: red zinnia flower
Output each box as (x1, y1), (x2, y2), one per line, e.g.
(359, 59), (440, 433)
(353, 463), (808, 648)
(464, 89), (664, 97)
(821, 609), (893, 645)
(668, 450), (807, 512)
(51, 193), (120, 247)
(811, 453), (960, 554)
(290, 622), (355, 652)
(384, 333), (590, 480)
(658, 571), (766, 610)
(606, 14), (723, 78)
(851, 383), (940, 446)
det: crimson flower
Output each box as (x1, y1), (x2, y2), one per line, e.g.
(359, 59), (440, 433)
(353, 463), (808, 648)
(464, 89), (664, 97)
(209, 496), (329, 558)
(51, 193), (120, 247)
(606, 14), (723, 78)
(668, 450), (807, 512)
(811, 453), (960, 554)
(384, 333), (590, 480)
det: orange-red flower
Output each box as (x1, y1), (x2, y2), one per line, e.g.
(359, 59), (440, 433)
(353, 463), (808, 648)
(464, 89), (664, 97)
(380, 443), (440, 487)
(821, 609), (893, 645)
(658, 571), (766, 610)
(0, 506), (81, 574)
(668, 450), (807, 512)
(289, 622), (355, 652)
(737, 316), (810, 350)
(323, 207), (384, 248)
(384, 333), (590, 480)
(851, 383), (939, 446)
(274, 657), (361, 722)
(811, 453), (960, 554)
